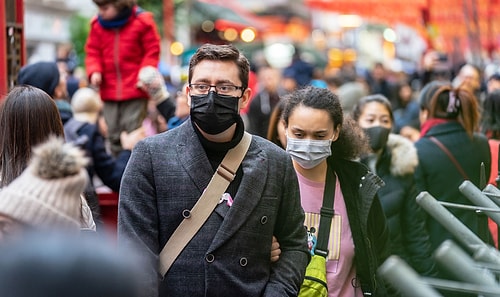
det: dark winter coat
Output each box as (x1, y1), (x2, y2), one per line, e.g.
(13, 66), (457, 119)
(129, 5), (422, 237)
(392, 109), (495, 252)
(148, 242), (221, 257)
(415, 121), (492, 250)
(65, 119), (130, 192)
(118, 121), (309, 297)
(247, 90), (281, 137)
(328, 156), (393, 296)
(362, 134), (435, 276)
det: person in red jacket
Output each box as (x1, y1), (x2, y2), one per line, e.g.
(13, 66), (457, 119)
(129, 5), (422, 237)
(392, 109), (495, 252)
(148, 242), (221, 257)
(85, 0), (160, 156)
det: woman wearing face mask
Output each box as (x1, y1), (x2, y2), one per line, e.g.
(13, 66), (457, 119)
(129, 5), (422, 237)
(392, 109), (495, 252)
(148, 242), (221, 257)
(352, 94), (436, 277)
(282, 86), (394, 297)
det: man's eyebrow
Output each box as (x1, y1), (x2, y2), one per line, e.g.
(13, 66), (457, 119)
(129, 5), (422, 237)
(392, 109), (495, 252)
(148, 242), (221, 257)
(191, 79), (236, 85)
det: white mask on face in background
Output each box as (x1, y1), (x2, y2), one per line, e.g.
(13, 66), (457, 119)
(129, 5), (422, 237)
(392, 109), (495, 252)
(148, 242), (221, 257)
(286, 136), (333, 169)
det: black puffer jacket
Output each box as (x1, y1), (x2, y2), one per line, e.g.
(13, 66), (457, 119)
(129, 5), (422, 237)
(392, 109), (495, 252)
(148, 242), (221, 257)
(362, 134), (436, 276)
(329, 156), (395, 296)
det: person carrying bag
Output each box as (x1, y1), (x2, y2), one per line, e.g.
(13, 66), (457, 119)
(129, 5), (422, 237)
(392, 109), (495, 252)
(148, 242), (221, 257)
(299, 165), (336, 297)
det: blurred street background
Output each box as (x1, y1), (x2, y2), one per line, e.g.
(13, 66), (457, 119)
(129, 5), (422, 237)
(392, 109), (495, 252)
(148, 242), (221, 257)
(8, 0), (500, 90)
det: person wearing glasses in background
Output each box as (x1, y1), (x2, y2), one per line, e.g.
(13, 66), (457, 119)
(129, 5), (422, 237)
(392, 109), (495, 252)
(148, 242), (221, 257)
(118, 43), (309, 297)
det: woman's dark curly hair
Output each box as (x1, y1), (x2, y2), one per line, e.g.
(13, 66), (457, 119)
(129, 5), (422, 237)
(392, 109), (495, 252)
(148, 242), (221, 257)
(282, 86), (369, 160)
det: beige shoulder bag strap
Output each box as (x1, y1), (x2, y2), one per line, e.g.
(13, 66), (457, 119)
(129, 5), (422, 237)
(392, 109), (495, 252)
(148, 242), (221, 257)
(159, 132), (252, 277)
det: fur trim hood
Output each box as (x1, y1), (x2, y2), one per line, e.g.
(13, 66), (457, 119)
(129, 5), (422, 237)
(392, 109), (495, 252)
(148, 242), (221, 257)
(386, 133), (419, 177)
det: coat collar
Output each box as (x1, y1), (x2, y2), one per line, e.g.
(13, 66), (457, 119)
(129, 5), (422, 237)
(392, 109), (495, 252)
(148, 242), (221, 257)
(383, 133), (418, 176)
(424, 121), (463, 137)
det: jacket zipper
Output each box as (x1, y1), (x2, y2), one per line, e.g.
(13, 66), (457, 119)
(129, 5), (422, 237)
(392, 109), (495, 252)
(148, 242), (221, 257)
(114, 29), (122, 99)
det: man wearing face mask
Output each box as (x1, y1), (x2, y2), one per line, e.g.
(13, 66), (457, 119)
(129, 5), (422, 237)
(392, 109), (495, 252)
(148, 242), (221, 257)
(352, 94), (436, 277)
(117, 43), (309, 297)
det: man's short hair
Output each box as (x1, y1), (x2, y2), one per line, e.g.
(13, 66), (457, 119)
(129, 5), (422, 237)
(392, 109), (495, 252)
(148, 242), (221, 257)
(188, 44), (250, 89)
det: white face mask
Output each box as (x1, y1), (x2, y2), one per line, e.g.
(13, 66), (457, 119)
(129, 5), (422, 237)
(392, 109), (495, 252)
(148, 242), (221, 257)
(286, 136), (333, 169)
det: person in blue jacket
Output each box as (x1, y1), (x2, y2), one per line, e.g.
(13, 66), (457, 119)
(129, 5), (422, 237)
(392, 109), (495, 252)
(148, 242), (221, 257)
(65, 87), (145, 230)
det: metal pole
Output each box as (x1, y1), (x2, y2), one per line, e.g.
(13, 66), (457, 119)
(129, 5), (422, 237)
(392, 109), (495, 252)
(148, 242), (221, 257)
(458, 179), (500, 244)
(416, 191), (500, 264)
(459, 180), (500, 227)
(378, 256), (443, 297)
(422, 278), (500, 295)
(477, 162), (490, 242)
(484, 183), (500, 250)
(434, 240), (500, 297)
(484, 184), (500, 207)
(163, 0), (175, 64)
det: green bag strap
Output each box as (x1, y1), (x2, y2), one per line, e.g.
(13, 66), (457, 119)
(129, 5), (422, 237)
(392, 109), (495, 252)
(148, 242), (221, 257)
(315, 164), (336, 258)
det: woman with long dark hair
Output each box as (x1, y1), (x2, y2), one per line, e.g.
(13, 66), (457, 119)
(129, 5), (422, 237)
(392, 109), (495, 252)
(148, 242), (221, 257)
(0, 85), (64, 187)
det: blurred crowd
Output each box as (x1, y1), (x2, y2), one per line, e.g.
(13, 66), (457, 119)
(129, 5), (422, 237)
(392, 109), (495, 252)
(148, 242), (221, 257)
(1, 0), (500, 296)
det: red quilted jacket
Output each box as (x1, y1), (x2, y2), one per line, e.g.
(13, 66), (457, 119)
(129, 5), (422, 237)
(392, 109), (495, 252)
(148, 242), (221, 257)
(85, 5), (160, 102)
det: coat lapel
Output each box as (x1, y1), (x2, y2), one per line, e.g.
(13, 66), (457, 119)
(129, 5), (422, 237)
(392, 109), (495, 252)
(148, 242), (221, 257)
(208, 141), (268, 252)
(176, 122), (214, 193)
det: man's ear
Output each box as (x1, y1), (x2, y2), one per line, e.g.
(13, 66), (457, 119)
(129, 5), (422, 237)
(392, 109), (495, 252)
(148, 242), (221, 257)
(238, 88), (252, 111)
(186, 85), (191, 107)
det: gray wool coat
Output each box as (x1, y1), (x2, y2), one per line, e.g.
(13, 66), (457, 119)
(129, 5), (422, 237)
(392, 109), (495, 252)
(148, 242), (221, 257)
(118, 120), (309, 297)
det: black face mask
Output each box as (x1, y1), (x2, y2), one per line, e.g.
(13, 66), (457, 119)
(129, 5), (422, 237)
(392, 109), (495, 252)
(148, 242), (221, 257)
(190, 91), (240, 135)
(363, 126), (391, 152)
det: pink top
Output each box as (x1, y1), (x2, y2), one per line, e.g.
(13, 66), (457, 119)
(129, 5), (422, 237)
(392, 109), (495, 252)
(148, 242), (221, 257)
(297, 171), (363, 297)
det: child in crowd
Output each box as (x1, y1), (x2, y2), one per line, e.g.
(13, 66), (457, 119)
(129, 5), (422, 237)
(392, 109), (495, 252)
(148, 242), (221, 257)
(85, 0), (160, 156)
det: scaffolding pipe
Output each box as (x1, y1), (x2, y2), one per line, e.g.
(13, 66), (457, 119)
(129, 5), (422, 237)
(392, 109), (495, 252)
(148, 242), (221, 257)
(378, 256), (443, 297)
(434, 240), (500, 297)
(483, 184), (500, 207)
(421, 278), (500, 295)
(416, 191), (500, 264)
(459, 180), (500, 226)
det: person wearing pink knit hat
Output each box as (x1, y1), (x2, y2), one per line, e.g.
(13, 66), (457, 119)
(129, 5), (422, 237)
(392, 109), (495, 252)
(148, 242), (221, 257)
(0, 137), (91, 240)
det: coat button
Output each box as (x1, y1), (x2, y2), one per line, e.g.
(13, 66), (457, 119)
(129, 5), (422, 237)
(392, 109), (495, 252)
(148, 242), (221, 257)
(239, 257), (248, 267)
(205, 254), (215, 263)
(182, 209), (191, 219)
(260, 216), (268, 224)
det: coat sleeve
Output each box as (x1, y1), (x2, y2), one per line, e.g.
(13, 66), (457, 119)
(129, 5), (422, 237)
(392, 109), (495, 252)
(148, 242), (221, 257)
(263, 155), (309, 296)
(401, 179), (437, 276)
(90, 128), (130, 192)
(117, 140), (160, 297)
(368, 194), (400, 296)
(84, 19), (102, 79)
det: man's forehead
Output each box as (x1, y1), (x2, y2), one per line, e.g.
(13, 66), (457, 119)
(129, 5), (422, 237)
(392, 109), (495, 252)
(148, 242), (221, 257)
(191, 60), (241, 82)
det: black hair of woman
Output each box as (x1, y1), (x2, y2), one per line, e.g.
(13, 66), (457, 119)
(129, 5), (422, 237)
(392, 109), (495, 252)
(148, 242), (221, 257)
(282, 86), (369, 160)
(0, 86), (64, 187)
(481, 90), (500, 139)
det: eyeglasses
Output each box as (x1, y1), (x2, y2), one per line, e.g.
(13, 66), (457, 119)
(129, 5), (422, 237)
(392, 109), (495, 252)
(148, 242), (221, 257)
(189, 83), (245, 98)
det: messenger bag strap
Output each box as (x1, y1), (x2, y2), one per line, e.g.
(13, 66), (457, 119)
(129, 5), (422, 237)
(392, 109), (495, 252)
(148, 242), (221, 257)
(429, 136), (469, 180)
(158, 132), (252, 276)
(315, 164), (336, 258)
